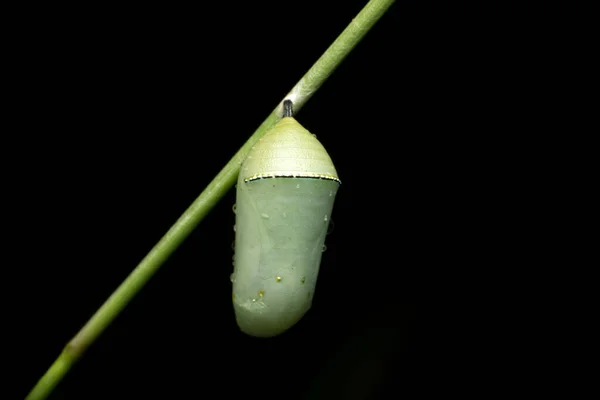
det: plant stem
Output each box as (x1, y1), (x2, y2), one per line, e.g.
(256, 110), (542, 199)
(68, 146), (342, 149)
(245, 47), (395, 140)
(25, 1), (396, 399)
(283, 0), (396, 115)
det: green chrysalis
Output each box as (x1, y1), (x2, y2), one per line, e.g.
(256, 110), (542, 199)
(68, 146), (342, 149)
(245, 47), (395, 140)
(231, 100), (340, 337)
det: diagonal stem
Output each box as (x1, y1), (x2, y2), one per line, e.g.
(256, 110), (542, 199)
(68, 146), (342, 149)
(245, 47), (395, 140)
(25, 1), (396, 399)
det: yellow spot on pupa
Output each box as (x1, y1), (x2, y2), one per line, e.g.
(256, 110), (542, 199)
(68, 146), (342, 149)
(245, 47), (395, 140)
(258, 289), (264, 297)
(232, 294), (236, 301)
(276, 276), (282, 282)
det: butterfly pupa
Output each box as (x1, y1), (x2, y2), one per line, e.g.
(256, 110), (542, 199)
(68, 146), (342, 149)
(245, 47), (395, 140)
(231, 100), (340, 338)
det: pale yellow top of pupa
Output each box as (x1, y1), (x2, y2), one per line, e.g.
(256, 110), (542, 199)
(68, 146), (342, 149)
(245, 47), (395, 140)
(241, 117), (340, 183)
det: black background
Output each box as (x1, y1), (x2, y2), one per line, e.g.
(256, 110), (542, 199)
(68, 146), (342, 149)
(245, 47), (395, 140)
(11, 1), (557, 399)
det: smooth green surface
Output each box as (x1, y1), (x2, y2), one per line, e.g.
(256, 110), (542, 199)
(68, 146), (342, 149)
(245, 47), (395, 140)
(25, 1), (396, 399)
(232, 178), (339, 337)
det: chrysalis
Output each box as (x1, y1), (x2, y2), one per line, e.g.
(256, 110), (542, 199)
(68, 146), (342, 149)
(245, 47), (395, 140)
(231, 100), (340, 338)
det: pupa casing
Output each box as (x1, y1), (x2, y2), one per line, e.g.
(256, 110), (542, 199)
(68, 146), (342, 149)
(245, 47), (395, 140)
(231, 116), (340, 337)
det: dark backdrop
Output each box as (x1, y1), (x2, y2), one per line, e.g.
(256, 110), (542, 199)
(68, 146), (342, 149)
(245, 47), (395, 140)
(12, 1), (553, 399)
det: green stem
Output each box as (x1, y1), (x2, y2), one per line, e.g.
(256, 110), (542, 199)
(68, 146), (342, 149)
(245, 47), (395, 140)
(25, 1), (395, 399)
